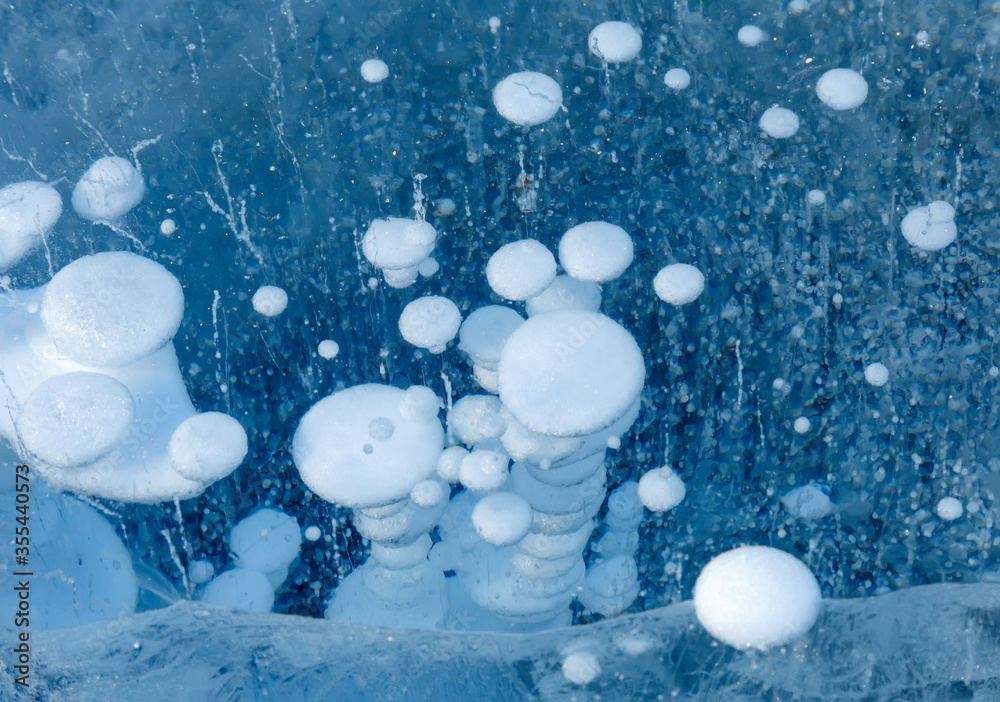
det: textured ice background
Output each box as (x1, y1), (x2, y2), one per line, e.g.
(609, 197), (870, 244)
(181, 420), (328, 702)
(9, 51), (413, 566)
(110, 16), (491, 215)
(1, 0), (1000, 698)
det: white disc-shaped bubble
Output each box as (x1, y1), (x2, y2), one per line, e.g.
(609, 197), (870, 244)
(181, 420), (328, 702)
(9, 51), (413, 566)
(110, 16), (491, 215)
(472, 491), (533, 546)
(362, 217), (437, 270)
(201, 568), (275, 612)
(637, 466), (686, 512)
(815, 68), (868, 110)
(293, 384), (444, 509)
(411, 479), (447, 508)
(459, 449), (510, 493)
(41, 252), (184, 368)
(558, 221), (634, 282)
(361, 58), (389, 83)
(562, 650), (601, 685)
(900, 201), (956, 251)
(72, 156), (145, 220)
(759, 106), (800, 138)
(654, 263), (705, 306)
(16, 372), (134, 468)
(318, 339), (340, 359)
(230, 508), (302, 574)
(864, 362), (889, 387)
(737, 25), (767, 47)
(498, 311), (645, 437)
(492, 71), (563, 127)
(437, 445), (469, 483)
(694, 545), (821, 650)
(486, 239), (557, 301)
(663, 68), (691, 90)
(448, 395), (506, 446)
(458, 305), (524, 367)
(0, 181), (62, 272)
(936, 496), (963, 521)
(399, 296), (462, 354)
(588, 21), (642, 63)
(168, 412), (248, 482)
(252, 285), (288, 317)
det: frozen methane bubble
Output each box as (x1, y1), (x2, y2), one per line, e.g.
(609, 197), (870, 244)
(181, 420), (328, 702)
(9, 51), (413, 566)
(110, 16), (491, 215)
(293, 384), (444, 508)
(448, 395), (506, 446)
(71, 156), (145, 220)
(558, 221), (634, 283)
(360, 58), (389, 83)
(252, 285), (288, 317)
(168, 412), (249, 482)
(486, 239), (557, 301)
(588, 21), (642, 63)
(492, 71), (563, 127)
(459, 449), (510, 493)
(201, 568), (275, 613)
(304, 526), (322, 542)
(0, 181), (62, 271)
(816, 68), (869, 110)
(936, 496), (964, 521)
(637, 467), (686, 512)
(471, 491), (533, 546)
(159, 218), (176, 235)
(362, 217), (437, 288)
(437, 445), (469, 483)
(864, 362), (889, 387)
(561, 650), (601, 685)
(794, 416), (811, 434)
(398, 296), (462, 354)
(498, 310), (644, 437)
(759, 106), (800, 138)
(188, 560), (215, 585)
(781, 485), (836, 520)
(900, 201), (957, 251)
(694, 545), (822, 650)
(653, 263), (705, 306)
(737, 25), (767, 47)
(410, 479), (447, 508)
(230, 508), (302, 581)
(459, 306), (523, 368)
(41, 251), (184, 368)
(16, 372), (134, 469)
(806, 189), (827, 207)
(526, 275), (602, 316)
(663, 67), (691, 90)
(317, 339), (340, 359)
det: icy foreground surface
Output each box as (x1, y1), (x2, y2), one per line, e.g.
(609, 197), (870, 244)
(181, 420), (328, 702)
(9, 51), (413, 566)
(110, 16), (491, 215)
(13, 584), (1000, 700)
(2, 0), (1000, 696)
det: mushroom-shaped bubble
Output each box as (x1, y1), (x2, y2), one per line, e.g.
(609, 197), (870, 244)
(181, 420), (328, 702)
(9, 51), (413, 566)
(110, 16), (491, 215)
(410, 479), (448, 508)
(71, 156), (145, 220)
(230, 508), (302, 576)
(486, 239), (557, 301)
(459, 449), (510, 493)
(399, 296), (462, 354)
(637, 467), (686, 512)
(588, 21), (642, 63)
(525, 275), (602, 316)
(471, 491), (533, 546)
(0, 181), (62, 272)
(737, 25), (767, 47)
(653, 263), (705, 306)
(558, 221), (634, 283)
(900, 200), (956, 251)
(498, 311), (645, 437)
(252, 285), (288, 317)
(693, 545), (821, 650)
(759, 106), (800, 138)
(201, 568), (275, 613)
(361, 217), (437, 289)
(459, 305), (524, 367)
(360, 58), (389, 83)
(864, 362), (889, 387)
(168, 412), (248, 482)
(663, 68), (691, 90)
(437, 445), (469, 483)
(815, 68), (868, 110)
(16, 372), (134, 468)
(292, 384), (444, 509)
(41, 252), (185, 368)
(448, 395), (506, 447)
(492, 71), (563, 127)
